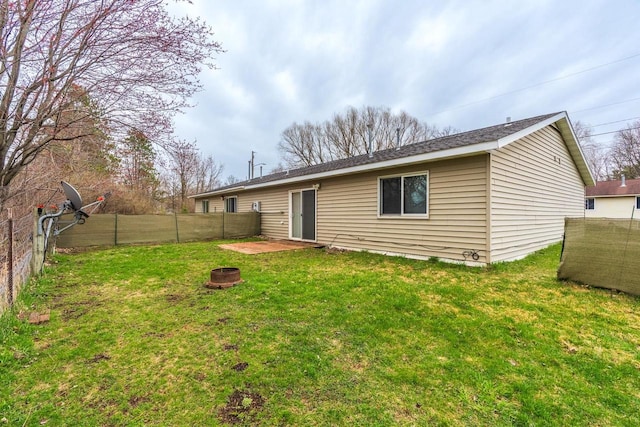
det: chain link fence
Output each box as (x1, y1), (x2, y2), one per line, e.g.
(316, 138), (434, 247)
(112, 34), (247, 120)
(558, 217), (640, 296)
(1, 211), (34, 312)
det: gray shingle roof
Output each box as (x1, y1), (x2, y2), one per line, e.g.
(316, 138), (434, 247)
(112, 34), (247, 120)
(199, 112), (562, 194)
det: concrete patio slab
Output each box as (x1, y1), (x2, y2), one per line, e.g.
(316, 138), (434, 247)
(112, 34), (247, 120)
(218, 240), (320, 254)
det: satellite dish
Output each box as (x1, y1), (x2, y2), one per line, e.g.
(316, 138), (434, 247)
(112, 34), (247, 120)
(61, 181), (89, 218)
(61, 181), (83, 211)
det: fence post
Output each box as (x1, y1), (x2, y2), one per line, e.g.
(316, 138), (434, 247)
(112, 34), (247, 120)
(175, 213), (180, 243)
(7, 209), (13, 306)
(31, 208), (46, 275)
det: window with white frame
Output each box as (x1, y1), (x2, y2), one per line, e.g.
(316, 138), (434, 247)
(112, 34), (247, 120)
(225, 196), (237, 213)
(201, 200), (210, 213)
(636, 196), (640, 210)
(585, 198), (595, 210)
(379, 173), (428, 216)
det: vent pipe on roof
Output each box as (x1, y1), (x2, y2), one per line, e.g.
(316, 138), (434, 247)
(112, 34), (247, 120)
(621, 174), (626, 187)
(505, 116), (512, 127)
(367, 122), (373, 158)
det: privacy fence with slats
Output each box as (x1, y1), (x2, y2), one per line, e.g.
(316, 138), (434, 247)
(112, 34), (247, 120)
(55, 212), (261, 248)
(558, 217), (640, 296)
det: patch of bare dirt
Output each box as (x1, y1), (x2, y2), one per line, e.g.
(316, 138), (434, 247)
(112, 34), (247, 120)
(218, 389), (264, 425)
(128, 395), (149, 408)
(88, 353), (111, 363)
(165, 293), (184, 303)
(232, 362), (248, 372)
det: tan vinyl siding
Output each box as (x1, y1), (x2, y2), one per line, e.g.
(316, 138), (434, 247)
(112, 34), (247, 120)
(317, 155), (488, 263)
(490, 126), (585, 262)
(193, 191), (289, 236)
(194, 198), (221, 213)
(235, 187), (290, 239)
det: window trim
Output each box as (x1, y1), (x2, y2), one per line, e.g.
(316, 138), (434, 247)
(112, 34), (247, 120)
(585, 198), (595, 210)
(225, 196), (238, 213)
(201, 200), (210, 213)
(377, 171), (429, 218)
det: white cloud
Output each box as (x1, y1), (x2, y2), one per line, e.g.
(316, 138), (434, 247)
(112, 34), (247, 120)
(169, 0), (640, 180)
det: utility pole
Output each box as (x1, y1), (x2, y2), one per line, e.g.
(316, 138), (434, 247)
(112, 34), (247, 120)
(251, 151), (255, 179)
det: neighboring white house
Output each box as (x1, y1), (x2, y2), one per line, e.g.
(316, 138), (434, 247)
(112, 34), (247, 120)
(585, 177), (640, 218)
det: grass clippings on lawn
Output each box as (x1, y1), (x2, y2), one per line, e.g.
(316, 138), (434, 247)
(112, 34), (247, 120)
(1, 241), (639, 426)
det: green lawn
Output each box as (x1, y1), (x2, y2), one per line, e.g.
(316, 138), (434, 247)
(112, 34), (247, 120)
(1, 241), (639, 426)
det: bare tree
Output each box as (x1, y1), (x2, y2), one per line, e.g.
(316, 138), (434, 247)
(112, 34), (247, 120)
(0, 86), (115, 220)
(278, 106), (451, 167)
(0, 0), (223, 210)
(224, 175), (241, 186)
(609, 120), (640, 179)
(574, 120), (611, 181)
(164, 140), (223, 211)
(194, 154), (224, 194)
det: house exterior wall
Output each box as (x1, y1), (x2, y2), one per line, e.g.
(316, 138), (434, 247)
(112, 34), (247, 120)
(584, 196), (639, 218)
(489, 126), (585, 262)
(194, 198), (223, 213)
(207, 155), (489, 263)
(316, 156), (488, 263)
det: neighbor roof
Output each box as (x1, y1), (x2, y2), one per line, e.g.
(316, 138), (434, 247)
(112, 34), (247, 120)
(192, 111), (594, 198)
(586, 178), (640, 197)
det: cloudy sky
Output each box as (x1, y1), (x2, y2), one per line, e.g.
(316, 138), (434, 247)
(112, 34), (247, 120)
(169, 0), (640, 182)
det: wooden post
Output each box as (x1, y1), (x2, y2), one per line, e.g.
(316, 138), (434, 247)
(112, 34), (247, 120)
(7, 209), (13, 306)
(32, 208), (46, 275)
(222, 211), (226, 239)
(175, 213), (180, 243)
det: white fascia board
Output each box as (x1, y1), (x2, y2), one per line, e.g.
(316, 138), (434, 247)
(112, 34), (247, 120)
(243, 140), (501, 191)
(189, 186), (246, 198)
(495, 112), (566, 148)
(557, 115), (596, 186)
(589, 194), (640, 198)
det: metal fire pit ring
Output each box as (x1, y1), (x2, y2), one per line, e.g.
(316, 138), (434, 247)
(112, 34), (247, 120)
(205, 267), (242, 289)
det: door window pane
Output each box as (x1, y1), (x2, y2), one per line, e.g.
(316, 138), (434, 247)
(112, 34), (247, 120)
(225, 197), (237, 213)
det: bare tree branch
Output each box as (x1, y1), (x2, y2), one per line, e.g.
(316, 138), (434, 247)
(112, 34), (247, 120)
(0, 0), (223, 208)
(278, 105), (452, 167)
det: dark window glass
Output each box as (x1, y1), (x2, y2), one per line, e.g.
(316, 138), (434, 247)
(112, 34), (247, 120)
(585, 198), (595, 210)
(380, 177), (401, 214)
(225, 197), (237, 213)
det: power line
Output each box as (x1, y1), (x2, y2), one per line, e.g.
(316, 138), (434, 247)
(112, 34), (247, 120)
(590, 126), (640, 137)
(572, 97), (640, 113)
(591, 116), (640, 127)
(429, 52), (640, 117)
